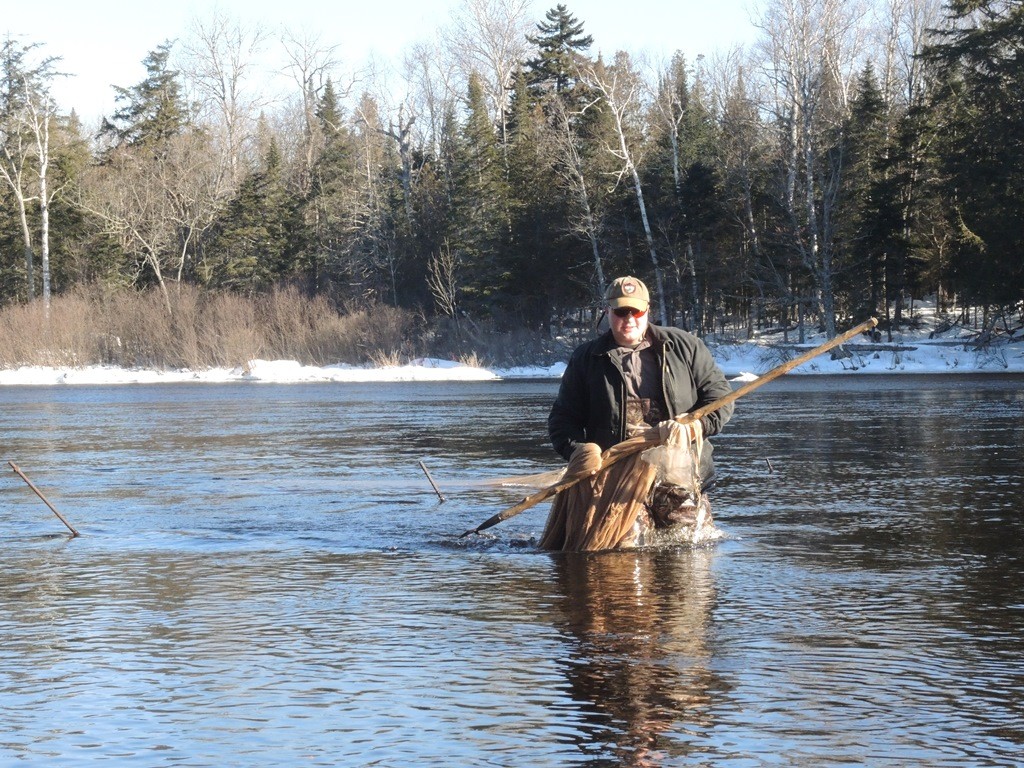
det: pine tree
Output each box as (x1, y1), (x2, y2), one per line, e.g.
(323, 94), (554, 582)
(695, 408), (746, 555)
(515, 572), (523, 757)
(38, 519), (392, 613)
(923, 0), (1024, 312)
(304, 78), (357, 293)
(447, 73), (511, 317)
(208, 138), (298, 292)
(100, 41), (190, 153)
(842, 65), (896, 318)
(504, 68), (574, 325)
(525, 5), (593, 98)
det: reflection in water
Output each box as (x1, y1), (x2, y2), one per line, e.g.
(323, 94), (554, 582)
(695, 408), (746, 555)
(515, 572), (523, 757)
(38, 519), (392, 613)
(551, 548), (724, 766)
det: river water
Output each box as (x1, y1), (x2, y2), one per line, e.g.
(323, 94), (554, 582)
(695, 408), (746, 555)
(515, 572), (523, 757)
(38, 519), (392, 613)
(2, 375), (1022, 766)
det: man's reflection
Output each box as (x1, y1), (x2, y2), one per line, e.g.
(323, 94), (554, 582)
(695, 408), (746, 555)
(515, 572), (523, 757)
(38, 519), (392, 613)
(550, 548), (725, 765)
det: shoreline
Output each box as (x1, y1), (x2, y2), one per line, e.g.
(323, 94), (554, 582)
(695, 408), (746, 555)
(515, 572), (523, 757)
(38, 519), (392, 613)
(2, 338), (1021, 386)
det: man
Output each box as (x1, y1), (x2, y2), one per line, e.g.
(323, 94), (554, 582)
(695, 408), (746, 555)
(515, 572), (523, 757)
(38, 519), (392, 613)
(541, 276), (734, 550)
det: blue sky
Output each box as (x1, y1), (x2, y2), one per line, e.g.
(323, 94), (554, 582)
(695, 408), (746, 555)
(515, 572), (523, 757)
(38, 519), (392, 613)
(5, 0), (760, 125)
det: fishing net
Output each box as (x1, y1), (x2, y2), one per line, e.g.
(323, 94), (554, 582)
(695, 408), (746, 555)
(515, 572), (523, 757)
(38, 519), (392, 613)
(539, 420), (716, 551)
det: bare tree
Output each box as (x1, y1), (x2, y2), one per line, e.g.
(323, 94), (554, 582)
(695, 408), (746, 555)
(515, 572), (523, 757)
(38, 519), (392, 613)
(23, 89), (61, 309)
(403, 41), (459, 161)
(442, 0), (531, 144)
(548, 98), (606, 297)
(874, 0), (944, 110)
(280, 29), (342, 194)
(358, 67), (419, 229)
(78, 147), (176, 314)
(180, 9), (268, 185)
(158, 131), (225, 283)
(77, 130), (220, 314)
(427, 240), (460, 319)
(754, 0), (867, 337)
(0, 37), (62, 303)
(347, 92), (402, 302)
(578, 52), (668, 325)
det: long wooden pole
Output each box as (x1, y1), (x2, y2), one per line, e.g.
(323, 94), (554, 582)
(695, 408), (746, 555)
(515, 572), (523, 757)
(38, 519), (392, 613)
(8, 460), (80, 537)
(460, 317), (878, 537)
(419, 460), (446, 503)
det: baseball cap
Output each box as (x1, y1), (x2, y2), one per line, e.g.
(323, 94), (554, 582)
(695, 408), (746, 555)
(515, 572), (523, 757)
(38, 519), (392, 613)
(605, 276), (650, 310)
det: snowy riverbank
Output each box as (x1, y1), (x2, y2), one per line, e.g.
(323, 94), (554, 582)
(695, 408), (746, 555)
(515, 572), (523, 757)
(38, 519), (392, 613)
(2, 331), (1020, 386)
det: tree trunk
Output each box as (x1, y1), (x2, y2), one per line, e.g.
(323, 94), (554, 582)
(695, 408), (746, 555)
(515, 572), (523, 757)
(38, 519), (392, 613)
(37, 109), (51, 311)
(18, 206), (35, 301)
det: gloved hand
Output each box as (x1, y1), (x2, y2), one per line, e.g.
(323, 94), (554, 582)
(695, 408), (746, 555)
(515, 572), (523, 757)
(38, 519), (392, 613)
(567, 442), (603, 477)
(656, 418), (704, 446)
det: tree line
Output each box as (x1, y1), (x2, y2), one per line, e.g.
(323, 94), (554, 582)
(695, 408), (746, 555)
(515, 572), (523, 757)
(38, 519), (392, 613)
(1, 0), (1021, 355)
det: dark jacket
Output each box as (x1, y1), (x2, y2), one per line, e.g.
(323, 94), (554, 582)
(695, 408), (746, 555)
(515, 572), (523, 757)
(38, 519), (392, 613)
(548, 324), (734, 467)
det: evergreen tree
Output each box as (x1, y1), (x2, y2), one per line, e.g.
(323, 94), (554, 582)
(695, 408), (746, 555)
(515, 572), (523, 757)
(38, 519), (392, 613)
(48, 110), (121, 291)
(525, 5), (593, 98)
(304, 79), (358, 294)
(0, 183), (20, 302)
(923, 0), (1024, 312)
(100, 41), (191, 153)
(447, 73), (511, 318)
(505, 68), (574, 325)
(841, 66), (897, 318)
(715, 65), (775, 331)
(207, 138), (298, 292)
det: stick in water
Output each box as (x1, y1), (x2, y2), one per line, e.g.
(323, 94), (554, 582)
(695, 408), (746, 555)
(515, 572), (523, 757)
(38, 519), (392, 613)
(8, 460), (80, 537)
(460, 317), (878, 537)
(419, 460), (446, 503)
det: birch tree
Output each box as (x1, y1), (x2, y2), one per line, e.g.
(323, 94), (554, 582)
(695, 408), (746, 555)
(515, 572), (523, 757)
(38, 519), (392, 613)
(180, 10), (268, 186)
(579, 52), (668, 325)
(550, 97), (606, 296)
(875, 0), (944, 109)
(403, 41), (459, 162)
(23, 89), (58, 308)
(755, 0), (866, 336)
(281, 29), (342, 196)
(0, 37), (61, 303)
(443, 0), (531, 144)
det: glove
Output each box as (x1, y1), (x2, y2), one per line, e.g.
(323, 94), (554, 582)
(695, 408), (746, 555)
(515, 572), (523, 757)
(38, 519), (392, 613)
(656, 418), (704, 446)
(567, 442), (603, 477)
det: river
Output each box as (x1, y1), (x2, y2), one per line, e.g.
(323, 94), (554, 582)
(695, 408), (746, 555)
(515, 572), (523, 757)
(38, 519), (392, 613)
(2, 375), (1022, 766)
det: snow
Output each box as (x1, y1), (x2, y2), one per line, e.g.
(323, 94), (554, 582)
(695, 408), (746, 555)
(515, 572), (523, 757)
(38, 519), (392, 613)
(1, 338), (1018, 386)
(1, 301), (1021, 386)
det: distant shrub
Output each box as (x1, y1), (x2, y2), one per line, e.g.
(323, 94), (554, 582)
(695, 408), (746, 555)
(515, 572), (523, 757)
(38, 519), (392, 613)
(0, 284), (435, 370)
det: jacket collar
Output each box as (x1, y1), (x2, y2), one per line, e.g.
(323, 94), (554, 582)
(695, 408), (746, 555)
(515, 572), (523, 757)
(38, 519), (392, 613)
(592, 324), (670, 356)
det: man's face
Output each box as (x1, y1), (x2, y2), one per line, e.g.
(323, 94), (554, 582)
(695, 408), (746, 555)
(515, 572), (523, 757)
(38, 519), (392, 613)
(609, 305), (649, 346)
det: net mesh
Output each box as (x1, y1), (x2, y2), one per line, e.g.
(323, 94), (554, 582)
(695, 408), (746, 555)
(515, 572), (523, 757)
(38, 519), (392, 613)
(540, 422), (712, 551)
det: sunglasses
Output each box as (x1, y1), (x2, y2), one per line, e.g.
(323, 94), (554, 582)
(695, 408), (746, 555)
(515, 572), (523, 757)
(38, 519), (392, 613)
(610, 307), (647, 319)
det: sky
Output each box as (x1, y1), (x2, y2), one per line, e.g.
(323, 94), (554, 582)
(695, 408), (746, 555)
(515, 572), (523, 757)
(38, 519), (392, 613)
(3, 0), (762, 126)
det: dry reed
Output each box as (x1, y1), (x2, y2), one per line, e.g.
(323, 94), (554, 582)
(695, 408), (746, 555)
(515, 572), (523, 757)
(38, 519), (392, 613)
(0, 285), (428, 370)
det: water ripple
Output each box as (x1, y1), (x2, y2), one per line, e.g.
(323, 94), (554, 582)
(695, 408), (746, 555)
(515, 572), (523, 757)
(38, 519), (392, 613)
(3, 378), (1023, 765)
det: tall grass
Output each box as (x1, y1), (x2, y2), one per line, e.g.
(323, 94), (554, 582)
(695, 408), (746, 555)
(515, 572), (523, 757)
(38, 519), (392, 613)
(0, 285), (431, 370)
